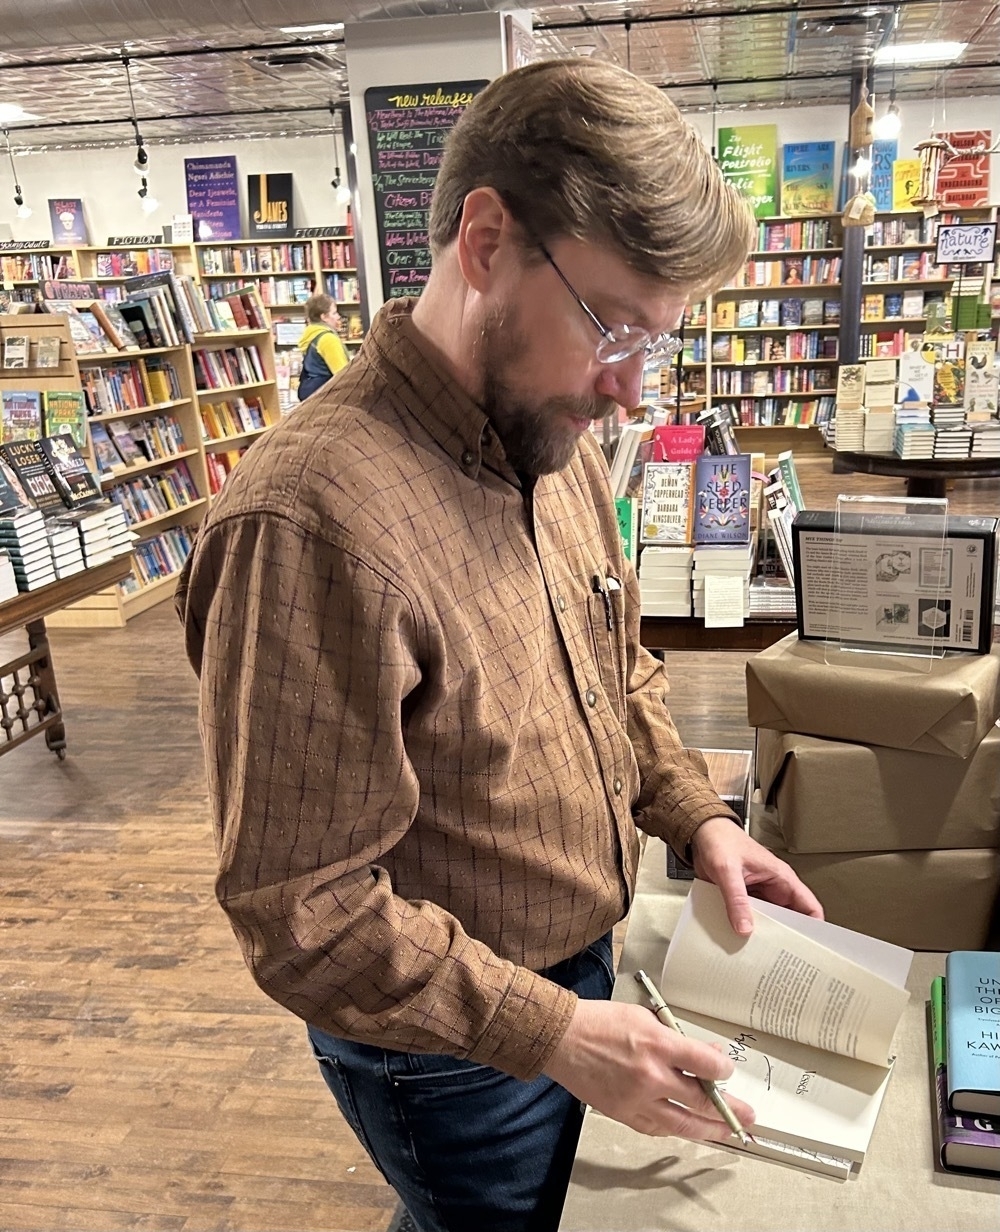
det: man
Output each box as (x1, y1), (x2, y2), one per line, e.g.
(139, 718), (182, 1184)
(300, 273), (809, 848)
(296, 291), (350, 399)
(178, 58), (823, 1232)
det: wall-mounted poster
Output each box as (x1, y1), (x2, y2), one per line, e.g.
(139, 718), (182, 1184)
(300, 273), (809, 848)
(870, 139), (898, 212)
(185, 155), (240, 241)
(892, 159), (922, 210)
(936, 130), (992, 208)
(718, 125), (779, 219)
(781, 141), (835, 216)
(248, 173), (294, 239)
(48, 198), (89, 244)
(365, 81), (488, 301)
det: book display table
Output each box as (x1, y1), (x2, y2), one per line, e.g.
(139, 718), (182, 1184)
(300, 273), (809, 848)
(640, 614), (796, 652)
(832, 450), (1000, 499)
(0, 558), (131, 760)
(558, 837), (999, 1231)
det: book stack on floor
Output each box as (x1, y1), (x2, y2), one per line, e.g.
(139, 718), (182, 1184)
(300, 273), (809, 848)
(746, 630), (1000, 951)
(930, 956), (1000, 1176)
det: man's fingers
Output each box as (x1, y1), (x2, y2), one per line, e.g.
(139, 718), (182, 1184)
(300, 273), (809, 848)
(634, 1095), (756, 1142)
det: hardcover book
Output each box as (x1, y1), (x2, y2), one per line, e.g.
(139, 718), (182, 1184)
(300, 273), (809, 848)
(640, 461), (694, 545)
(693, 454), (752, 545)
(88, 423), (126, 475)
(659, 881), (912, 1177)
(931, 976), (1000, 1175)
(42, 389), (86, 450)
(836, 364), (866, 409)
(0, 440), (64, 511)
(37, 435), (102, 507)
(964, 341), (998, 415)
(898, 345), (935, 405)
(1, 390), (43, 441)
(946, 952), (1000, 1117)
(652, 423), (706, 463)
(106, 422), (144, 466)
(615, 496), (638, 562)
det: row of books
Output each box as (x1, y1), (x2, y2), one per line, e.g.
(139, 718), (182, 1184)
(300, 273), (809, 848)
(89, 414), (187, 475)
(199, 243), (313, 275)
(863, 251), (945, 283)
(205, 446), (249, 495)
(0, 253), (76, 282)
(636, 541), (756, 619)
(727, 254), (842, 288)
(199, 396), (268, 440)
(192, 345), (266, 391)
(1, 389), (86, 449)
(95, 248), (176, 278)
(81, 357), (182, 416)
(865, 216), (926, 246)
(105, 459), (200, 527)
(716, 395), (836, 427)
(318, 239), (356, 269)
(120, 524), (197, 592)
(756, 217), (839, 251)
(322, 272), (360, 303)
(208, 276), (312, 307)
(715, 297), (840, 329)
(712, 367), (836, 396)
(712, 332), (838, 363)
(861, 288), (941, 322)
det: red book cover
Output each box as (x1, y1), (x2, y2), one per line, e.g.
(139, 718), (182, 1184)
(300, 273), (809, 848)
(653, 423), (706, 463)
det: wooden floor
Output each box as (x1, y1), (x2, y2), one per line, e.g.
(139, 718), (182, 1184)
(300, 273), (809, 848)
(1, 455), (998, 1232)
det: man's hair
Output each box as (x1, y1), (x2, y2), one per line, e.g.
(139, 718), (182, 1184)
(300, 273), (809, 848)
(305, 293), (334, 323)
(429, 58), (754, 297)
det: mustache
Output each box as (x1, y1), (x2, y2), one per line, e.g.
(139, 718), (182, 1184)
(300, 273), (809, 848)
(548, 395), (618, 422)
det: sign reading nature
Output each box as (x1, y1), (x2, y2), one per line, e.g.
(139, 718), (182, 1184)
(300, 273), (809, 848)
(718, 125), (778, 219)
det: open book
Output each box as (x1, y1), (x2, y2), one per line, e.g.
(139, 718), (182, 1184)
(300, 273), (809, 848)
(659, 881), (913, 1179)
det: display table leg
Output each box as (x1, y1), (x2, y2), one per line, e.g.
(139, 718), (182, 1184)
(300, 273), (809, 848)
(25, 617), (66, 759)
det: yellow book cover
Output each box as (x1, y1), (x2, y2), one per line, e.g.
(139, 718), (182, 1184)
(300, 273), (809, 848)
(892, 159), (922, 210)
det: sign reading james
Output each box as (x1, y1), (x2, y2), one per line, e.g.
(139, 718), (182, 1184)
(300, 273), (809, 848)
(247, 173), (294, 239)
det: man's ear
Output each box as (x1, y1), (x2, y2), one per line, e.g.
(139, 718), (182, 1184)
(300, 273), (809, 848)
(455, 187), (509, 292)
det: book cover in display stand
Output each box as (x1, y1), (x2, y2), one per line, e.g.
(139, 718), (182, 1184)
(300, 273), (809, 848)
(693, 454), (752, 545)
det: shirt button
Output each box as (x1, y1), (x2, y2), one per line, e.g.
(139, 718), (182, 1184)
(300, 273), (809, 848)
(613, 778), (623, 794)
(585, 689), (597, 707)
(461, 449), (476, 467)
(556, 594), (566, 612)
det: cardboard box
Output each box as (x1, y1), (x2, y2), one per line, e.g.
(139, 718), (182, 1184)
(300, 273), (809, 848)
(792, 509), (998, 654)
(751, 806), (1000, 951)
(745, 631), (1000, 757)
(756, 724), (1000, 853)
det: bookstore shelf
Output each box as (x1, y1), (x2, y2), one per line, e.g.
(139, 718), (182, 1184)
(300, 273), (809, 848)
(126, 497), (209, 534)
(195, 379), (271, 399)
(99, 448), (200, 484)
(204, 426), (270, 448)
(89, 398), (192, 424)
(713, 324), (840, 333)
(117, 567), (186, 619)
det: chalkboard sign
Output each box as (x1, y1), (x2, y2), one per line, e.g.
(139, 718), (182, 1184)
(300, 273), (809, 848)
(365, 80), (488, 301)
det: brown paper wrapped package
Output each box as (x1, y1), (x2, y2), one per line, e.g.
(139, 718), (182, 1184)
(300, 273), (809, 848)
(746, 632), (1000, 757)
(751, 805), (1000, 950)
(756, 724), (1000, 853)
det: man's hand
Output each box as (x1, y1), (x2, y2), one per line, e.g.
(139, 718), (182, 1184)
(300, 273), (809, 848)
(543, 997), (755, 1141)
(689, 816), (824, 936)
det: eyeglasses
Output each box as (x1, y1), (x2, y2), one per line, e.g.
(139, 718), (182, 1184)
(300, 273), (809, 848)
(537, 242), (684, 366)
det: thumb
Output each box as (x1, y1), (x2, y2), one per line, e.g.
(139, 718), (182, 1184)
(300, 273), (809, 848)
(712, 870), (754, 937)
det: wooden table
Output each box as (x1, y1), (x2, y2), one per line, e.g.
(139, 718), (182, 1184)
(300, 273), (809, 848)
(0, 557), (131, 760)
(832, 450), (1000, 499)
(640, 614), (796, 651)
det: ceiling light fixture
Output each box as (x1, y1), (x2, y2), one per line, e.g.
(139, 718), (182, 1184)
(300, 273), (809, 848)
(329, 104), (352, 206)
(137, 175), (159, 214)
(873, 4), (903, 140)
(3, 128), (32, 218)
(279, 22), (344, 35)
(121, 50), (151, 176)
(874, 41), (967, 66)
(0, 103), (41, 124)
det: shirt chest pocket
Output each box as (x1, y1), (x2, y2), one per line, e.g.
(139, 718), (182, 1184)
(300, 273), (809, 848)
(585, 574), (627, 725)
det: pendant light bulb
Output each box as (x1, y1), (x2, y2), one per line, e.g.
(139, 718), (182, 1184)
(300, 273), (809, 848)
(874, 96), (902, 140)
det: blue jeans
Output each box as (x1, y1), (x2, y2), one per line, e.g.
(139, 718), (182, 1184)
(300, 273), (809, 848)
(307, 933), (615, 1232)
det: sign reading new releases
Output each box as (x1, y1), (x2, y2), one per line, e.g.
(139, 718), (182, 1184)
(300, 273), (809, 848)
(364, 81), (488, 301)
(185, 155), (240, 241)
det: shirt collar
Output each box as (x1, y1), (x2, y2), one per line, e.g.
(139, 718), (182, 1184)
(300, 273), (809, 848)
(364, 297), (518, 486)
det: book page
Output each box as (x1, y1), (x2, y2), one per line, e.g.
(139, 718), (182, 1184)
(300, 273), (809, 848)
(661, 882), (911, 1067)
(673, 1004), (894, 1165)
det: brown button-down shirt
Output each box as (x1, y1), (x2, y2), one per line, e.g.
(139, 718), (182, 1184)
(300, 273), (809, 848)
(177, 298), (733, 1081)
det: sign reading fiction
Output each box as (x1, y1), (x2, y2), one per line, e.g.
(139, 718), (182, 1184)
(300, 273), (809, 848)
(364, 81), (488, 300)
(248, 173), (294, 239)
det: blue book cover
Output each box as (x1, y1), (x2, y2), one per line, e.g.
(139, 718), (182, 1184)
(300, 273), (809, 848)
(946, 951), (1000, 1117)
(781, 140), (836, 217)
(693, 454), (752, 544)
(870, 139), (898, 213)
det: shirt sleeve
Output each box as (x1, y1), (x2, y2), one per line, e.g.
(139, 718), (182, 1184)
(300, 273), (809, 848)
(316, 330), (350, 374)
(177, 509), (576, 1082)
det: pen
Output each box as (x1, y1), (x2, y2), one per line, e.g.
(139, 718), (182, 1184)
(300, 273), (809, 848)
(591, 574), (613, 630)
(634, 969), (753, 1147)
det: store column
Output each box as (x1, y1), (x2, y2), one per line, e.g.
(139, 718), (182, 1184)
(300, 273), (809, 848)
(343, 12), (532, 321)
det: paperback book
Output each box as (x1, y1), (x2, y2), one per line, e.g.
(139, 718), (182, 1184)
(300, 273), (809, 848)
(640, 461), (694, 545)
(1, 390), (43, 441)
(42, 389), (86, 450)
(658, 880), (912, 1178)
(37, 435), (103, 507)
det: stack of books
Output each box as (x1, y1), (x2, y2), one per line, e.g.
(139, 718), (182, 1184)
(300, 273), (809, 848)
(970, 423), (1000, 457)
(637, 546), (692, 617)
(831, 409), (865, 450)
(0, 550), (17, 602)
(862, 412), (895, 453)
(45, 519), (86, 579)
(933, 427), (973, 459)
(0, 507), (56, 591)
(893, 421), (936, 459)
(691, 541), (755, 620)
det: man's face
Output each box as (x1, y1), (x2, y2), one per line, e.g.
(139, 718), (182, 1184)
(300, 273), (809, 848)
(475, 235), (686, 477)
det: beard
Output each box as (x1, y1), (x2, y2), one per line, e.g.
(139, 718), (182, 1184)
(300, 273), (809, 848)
(479, 305), (616, 476)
